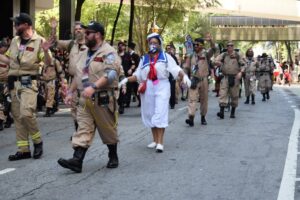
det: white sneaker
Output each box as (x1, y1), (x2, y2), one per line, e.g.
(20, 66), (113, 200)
(147, 142), (157, 148)
(156, 144), (164, 153)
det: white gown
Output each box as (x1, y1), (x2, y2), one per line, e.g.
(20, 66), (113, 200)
(134, 51), (182, 128)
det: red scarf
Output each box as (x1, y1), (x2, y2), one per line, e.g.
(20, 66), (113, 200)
(148, 53), (159, 81)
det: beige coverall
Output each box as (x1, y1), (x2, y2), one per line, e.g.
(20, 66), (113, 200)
(72, 41), (122, 148)
(216, 52), (244, 108)
(6, 32), (50, 152)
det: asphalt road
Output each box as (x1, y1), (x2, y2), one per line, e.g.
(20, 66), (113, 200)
(0, 84), (299, 200)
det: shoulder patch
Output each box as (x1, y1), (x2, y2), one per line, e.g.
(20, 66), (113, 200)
(104, 53), (115, 64)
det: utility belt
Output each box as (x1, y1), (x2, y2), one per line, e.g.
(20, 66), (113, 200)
(7, 75), (38, 90)
(80, 88), (118, 107)
(190, 76), (207, 89)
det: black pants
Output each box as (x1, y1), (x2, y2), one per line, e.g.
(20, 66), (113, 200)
(169, 74), (176, 108)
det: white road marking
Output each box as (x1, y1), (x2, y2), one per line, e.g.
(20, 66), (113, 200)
(57, 108), (71, 113)
(291, 105), (297, 108)
(296, 178), (300, 182)
(178, 106), (187, 111)
(0, 168), (15, 175)
(277, 109), (300, 200)
(288, 101), (293, 103)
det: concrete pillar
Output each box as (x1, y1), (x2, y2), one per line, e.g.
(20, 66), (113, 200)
(0, 1), (13, 38)
(59, 0), (75, 40)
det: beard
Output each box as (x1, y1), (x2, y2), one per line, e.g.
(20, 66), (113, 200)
(16, 29), (24, 36)
(75, 32), (84, 41)
(86, 37), (97, 49)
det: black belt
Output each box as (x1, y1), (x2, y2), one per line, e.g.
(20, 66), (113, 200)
(8, 75), (38, 81)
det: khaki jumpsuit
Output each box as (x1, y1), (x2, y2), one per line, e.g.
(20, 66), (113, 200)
(0, 60), (9, 121)
(72, 41), (122, 148)
(6, 32), (50, 152)
(187, 49), (214, 117)
(243, 57), (259, 97)
(56, 40), (88, 123)
(258, 58), (273, 94)
(41, 58), (64, 108)
(216, 52), (244, 108)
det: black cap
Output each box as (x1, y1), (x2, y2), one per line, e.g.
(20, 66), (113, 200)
(10, 13), (32, 26)
(128, 42), (136, 49)
(84, 21), (105, 36)
(261, 53), (268, 58)
(194, 38), (205, 45)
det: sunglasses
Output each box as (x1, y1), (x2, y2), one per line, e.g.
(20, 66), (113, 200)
(227, 44), (234, 47)
(193, 43), (203, 47)
(86, 31), (96, 36)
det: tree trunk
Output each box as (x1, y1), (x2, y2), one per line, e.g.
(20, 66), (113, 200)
(75, 0), (85, 21)
(111, 0), (124, 46)
(128, 0), (134, 45)
(285, 41), (294, 70)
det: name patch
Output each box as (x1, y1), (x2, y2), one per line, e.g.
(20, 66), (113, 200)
(94, 57), (103, 62)
(26, 47), (34, 52)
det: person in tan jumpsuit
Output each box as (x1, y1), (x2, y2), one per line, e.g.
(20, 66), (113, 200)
(41, 56), (64, 117)
(257, 53), (274, 101)
(243, 48), (259, 105)
(57, 21), (123, 173)
(185, 35), (216, 126)
(51, 20), (87, 131)
(215, 41), (245, 119)
(0, 39), (13, 130)
(0, 13), (52, 161)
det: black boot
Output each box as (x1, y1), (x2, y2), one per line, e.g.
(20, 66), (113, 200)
(201, 115), (207, 125)
(8, 151), (31, 161)
(230, 107), (236, 118)
(43, 108), (51, 117)
(4, 115), (13, 128)
(217, 106), (225, 119)
(107, 144), (119, 168)
(0, 120), (4, 131)
(251, 94), (255, 105)
(262, 93), (266, 101)
(239, 88), (242, 98)
(33, 142), (43, 159)
(244, 96), (250, 104)
(137, 95), (141, 107)
(57, 147), (88, 173)
(266, 91), (270, 100)
(185, 115), (194, 127)
(118, 106), (124, 114)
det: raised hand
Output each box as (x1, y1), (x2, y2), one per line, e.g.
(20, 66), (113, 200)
(50, 17), (58, 29)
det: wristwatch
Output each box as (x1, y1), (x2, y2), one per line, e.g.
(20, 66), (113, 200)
(91, 83), (98, 90)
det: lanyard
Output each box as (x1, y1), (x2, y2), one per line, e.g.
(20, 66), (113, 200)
(83, 50), (97, 74)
